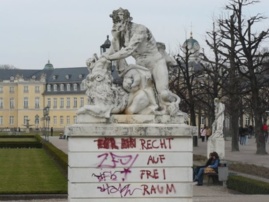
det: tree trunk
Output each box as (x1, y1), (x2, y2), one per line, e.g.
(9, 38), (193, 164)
(230, 95), (240, 151)
(254, 114), (267, 154)
(190, 104), (196, 126)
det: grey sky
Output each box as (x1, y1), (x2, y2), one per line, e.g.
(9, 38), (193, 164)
(0, 0), (268, 69)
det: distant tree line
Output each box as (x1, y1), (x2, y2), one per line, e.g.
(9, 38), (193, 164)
(169, 0), (269, 154)
(0, 64), (17, 69)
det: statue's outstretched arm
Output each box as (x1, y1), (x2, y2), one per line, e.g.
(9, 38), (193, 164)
(107, 32), (144, 60)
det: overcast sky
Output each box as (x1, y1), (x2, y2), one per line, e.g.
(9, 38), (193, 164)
(0, 0), (268, 69)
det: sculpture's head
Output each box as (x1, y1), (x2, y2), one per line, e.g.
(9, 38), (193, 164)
(110, 8), (133, 32)
(110, 8), (132, 24)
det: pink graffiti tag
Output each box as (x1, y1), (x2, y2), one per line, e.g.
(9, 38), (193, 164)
(97, 152), (138, 180)
(97, 152), (139, 169)
(97, 183), (142, 198)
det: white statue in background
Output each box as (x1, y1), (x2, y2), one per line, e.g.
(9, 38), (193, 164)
(103, 7), (180, 116)
(208, 98), (225, 159)
(211, 98), (225, 138)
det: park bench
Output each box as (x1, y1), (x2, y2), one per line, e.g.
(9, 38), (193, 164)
(204, 162), (228, 186)
(204, 171), (219, 185)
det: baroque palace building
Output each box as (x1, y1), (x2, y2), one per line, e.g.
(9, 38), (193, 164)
(0, 61), (88, 131)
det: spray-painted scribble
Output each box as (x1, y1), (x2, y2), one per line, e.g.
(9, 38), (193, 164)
(97, 183), (142, 198)
(94, 137), (119, 149)
(92, 169), (132, 182)
(121, 137), (136, 149)
(97, 152), (139, 169)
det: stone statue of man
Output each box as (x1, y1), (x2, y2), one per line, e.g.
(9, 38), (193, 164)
(103, 7), (180, 116)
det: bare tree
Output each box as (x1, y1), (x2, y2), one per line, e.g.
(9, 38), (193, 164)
(169, 38), (202, 126)
(202, 22), (229, 127)
(0, 64), (17, 69)
(221, 0), (269, 154)
(217, 13), (244, 152)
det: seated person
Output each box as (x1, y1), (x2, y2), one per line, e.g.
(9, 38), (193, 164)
(194, 151), (220, 186)
(193, 152), (213, 181)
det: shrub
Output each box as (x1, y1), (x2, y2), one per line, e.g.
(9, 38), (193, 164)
(0, 135), (42, 148)
(227, 175), (269, 194)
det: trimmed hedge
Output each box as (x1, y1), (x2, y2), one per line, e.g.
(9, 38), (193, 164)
(227, 175), (269, 194)
(0, 135), (36, 138)
(0, 135), (42, 148)
(35, 135), (68, 176)
(193, 154), (207, 162)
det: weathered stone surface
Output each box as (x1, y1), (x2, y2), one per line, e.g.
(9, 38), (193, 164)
(80, 8), (181, 119)
(77, 113), (188, 124)
(68, 123), (194, 137)
(68, 115), (195, 202)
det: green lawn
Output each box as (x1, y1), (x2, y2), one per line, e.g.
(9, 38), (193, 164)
(0, 149), (67, 194)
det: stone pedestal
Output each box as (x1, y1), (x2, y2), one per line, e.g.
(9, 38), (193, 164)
(207, 137), (225, 159)
(68, 114), (195, 202)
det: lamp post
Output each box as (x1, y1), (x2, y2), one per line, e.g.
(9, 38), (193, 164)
(100, 35), (111, 54)
(35, 114), (39, 131)
(43, 105), (50, 141)
(100, 35), (122, 85)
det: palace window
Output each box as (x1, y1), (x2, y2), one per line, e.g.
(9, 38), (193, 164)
(73, 97), (77, 108)
(47, 98), (51, 107)
(24, 97), (28, 109)
(53, 98), (57, 109)
(47, 84), (51, 92)
(73, 83), (77, 91)
(66, 97), (70, 108)
(10, 86), (14, 93)
(53, 116), (57, 125)
(80, 97), (84, 107)
(60, 116), (64, 125)
(35, 97), (40, 109)
(9, 116), (14, 125)
(10, 98), (15, 109)
(35, 86), (40, 93)
(60, 98), (64, 108)
(23, 116), (28, 125)
(60, 84), (64, 91)
(67, 116), (70, 124)
(53, 84), (57, 92)
(67, 84), (71, 91)
(245, 117), (250, 126)
(24, 86), (29, 93)
(0, 98), (3, 108)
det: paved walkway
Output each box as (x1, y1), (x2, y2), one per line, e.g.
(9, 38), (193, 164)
(8, 136), (267, 202)
(195, 137), (269, 168)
